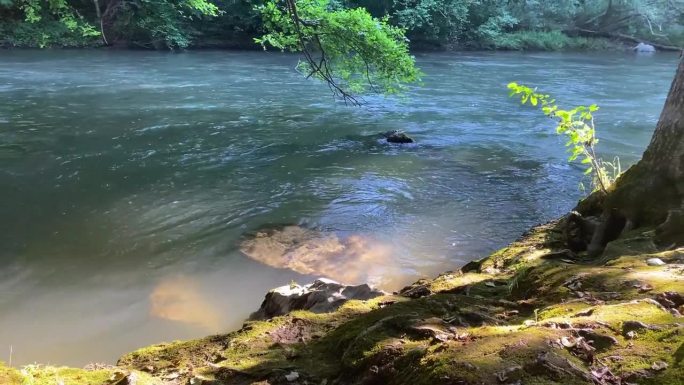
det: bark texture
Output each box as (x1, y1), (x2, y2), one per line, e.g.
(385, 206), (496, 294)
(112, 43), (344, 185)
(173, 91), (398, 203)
(600, 56), (684, 246)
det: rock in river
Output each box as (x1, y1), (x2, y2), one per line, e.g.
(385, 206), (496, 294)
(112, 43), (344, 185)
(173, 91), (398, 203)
(381, 130), (414, 143)
(634, 42), (656, 53)
(250, 278), (386, 320)
(239, 225), (399, 288)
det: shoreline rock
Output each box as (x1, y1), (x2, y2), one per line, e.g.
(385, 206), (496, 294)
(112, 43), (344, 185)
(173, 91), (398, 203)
(250, 278), (386, 320)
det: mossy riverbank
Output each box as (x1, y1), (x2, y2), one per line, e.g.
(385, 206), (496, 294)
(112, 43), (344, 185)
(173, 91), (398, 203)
(2, 204), (683, 385)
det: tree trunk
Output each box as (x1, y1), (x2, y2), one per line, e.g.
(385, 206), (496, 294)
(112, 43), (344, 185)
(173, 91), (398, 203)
(93, 0), (109, 45)
(594, 56), (684, 248)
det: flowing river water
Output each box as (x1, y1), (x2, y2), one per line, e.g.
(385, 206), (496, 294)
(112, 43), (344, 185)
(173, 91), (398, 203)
(0, 50), (679, 366)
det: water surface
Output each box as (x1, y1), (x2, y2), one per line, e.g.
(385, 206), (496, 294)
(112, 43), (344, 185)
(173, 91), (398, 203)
(0, 50), (678, 366)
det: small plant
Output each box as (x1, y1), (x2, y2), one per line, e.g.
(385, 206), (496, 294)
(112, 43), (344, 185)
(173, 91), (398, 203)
(507, 82), (618, 193)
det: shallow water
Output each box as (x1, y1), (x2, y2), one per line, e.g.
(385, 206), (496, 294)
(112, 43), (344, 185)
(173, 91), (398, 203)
(0, 50), (678, 366)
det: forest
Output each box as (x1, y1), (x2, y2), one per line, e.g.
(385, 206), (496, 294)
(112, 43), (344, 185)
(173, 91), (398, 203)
(2, 0), (684, 50)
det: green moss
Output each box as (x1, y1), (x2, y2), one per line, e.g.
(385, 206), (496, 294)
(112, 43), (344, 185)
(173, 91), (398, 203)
(478, 221), (564, 274)
(427, 272), (495, 292)
(8, 365), (160, 385)
(537, 302), (595, 321)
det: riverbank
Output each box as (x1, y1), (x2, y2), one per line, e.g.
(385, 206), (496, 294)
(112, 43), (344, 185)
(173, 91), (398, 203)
(0, 33), (627, 52)
(0, 21), (633, 52)
(2, 193), (682, 385)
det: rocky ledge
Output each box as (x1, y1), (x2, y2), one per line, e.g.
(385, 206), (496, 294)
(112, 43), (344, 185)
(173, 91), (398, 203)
(250, 278), (386, 320)
(2, 208), (683, 385)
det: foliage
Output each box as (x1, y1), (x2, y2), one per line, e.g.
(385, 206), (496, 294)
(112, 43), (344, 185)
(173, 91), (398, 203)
(490, 30), (614, 51)
(391, 0), (471, 45)
(579, 0), (684, 38)
(18, 0), (99, 36)
(256, 0), (421, 103)
(0, 19), (97, 47)
(189, 0), (266, 48)
(0, 0), (220, 48)
(0, 0), (100, 47)
(1, 0), (683, 49)
(507, 0), (582, 30)
(508, 82), (617, 193)
(110, 0), (220, 49)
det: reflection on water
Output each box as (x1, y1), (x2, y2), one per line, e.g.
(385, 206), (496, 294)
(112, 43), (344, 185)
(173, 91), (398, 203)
(240, 226), (401, 289)
(0, 50), (678, 366)
(149, 276), (222, 330)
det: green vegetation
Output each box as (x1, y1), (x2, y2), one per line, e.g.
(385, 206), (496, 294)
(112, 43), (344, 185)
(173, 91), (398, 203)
(0, 0), (221, 49)
(490, 30), (615, 51)
(0, 362), (162, 385)
(256, 0), (420, 103)
(2, 0), (683, 50)
(508, 82), (620, 193)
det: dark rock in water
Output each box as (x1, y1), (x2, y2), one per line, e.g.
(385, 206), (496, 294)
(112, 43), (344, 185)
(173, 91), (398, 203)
(381, 130), (414, 144)
(250, 278), (386, 320)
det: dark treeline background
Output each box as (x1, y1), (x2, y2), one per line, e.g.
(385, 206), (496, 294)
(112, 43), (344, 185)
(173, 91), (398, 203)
(1, 0), (683, 50)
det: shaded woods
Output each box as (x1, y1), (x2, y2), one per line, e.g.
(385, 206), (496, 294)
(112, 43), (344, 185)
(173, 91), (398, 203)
(2, 0), (684, 50)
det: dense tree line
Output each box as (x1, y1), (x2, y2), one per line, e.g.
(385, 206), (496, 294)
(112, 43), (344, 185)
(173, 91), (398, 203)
(1, 0), (683, 49)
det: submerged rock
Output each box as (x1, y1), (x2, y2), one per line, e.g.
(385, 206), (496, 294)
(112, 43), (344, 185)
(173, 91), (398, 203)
(148, 275), (222, 330)
(239, 225), (398, 288)
(250, 278), (385, 320)
(381, 130), (414, 143)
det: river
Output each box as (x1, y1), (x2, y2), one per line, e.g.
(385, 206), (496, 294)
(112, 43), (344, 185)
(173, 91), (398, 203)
(0, 50), (678, 366)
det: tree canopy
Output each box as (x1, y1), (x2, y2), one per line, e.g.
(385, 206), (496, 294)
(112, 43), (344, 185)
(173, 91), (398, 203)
(256, 0), (420, 104)
(2, 0), (684, 50)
